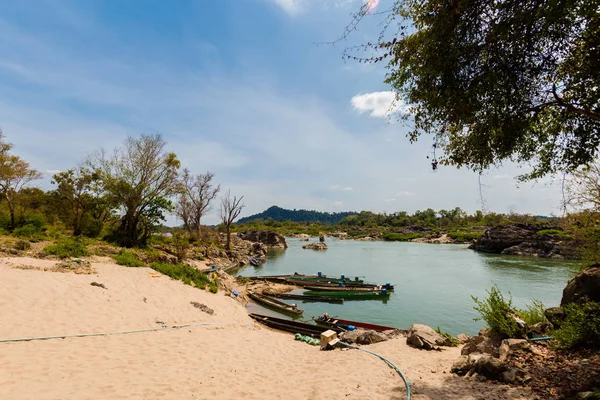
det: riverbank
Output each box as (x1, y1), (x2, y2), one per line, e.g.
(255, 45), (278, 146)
(0, 256), (531, 399)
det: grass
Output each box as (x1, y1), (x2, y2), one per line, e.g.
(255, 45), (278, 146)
(14, 239), (32, 251)
(113, 249), (145, 267)
(150, 262), (217, 292)
(435, 326), (460, 346)
(382, 232), (424, 241)
(537, 229), (572, 239)
(44, 238), (89, 259)
(518, 299), (548, 325)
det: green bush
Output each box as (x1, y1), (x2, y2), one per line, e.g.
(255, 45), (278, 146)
(382, 232), (424, 241)
(537, 229), (572, 239)
(12, 224), (45, 241)
(447, 231), (483, 242)
(553, 302), (600, 349)
(150, 262), (214, 292)
(113, 249), (145, 267)
(14, 240), (32, 251)
(518, 299), (548, 326)
(472, 284), (520, 338)
(44, 238), (89, 259)
(435, 326), (460, 346)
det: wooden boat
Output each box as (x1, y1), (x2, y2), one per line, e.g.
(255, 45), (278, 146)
(271, 293), (344, 303)
(249, 313), (344, 337)
(249, 257), (260, 267)
(287, 276), (364, 284)
(304, 290), (391, 300)
(303, 285), (381, 292)
(286, 279), (380, 288)
(245, 275), (291, 284)
(248, 292), (303, 316)
(314, 315), (397, 332)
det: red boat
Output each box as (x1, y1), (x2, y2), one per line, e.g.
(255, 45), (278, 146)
(314, 314), (397, 332)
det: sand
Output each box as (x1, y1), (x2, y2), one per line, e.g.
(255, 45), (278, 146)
(0, 256), (532, 400)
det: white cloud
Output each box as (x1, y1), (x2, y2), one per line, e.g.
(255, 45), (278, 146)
(351, 91), (405, 118)
(396, 191), (415, 197)
(383, 198), (396, 202)
(266, 0), (304, 14)
(330, 185), (353, 191)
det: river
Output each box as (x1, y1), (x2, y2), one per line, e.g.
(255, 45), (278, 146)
(238, 238), (581, 335)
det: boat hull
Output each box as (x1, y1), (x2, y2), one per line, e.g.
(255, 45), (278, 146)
(315, 316), (397, 332)
(272, 293), (344, 303)
(248, 292), (303, 316)
(304, 291), (391, 300)
(249, 313), (344, 337)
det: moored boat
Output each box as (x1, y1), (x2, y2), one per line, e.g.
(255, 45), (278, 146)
(303, 285), (381, 292)
(314, 315), (397, 332)
(248, 313), (344, 337)
(272, 293), (344, 303)
(303, 290), (391, 300)
(248, 291), (303, 316)
(285, 279), (379, 288)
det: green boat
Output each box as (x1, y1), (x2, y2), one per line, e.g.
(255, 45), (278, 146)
(304, 290), (391, 300)
(287, 276), (364, 284)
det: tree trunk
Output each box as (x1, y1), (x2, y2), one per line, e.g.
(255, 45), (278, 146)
(5, 192), (15, 231)
(225, 224), (231, 251)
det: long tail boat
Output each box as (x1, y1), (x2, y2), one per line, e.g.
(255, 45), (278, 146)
(249, 313), (344, 337)
(271, 293), (344, 303)
(248, 292), (303, 316)
(286, 276), (364, 284)
(304, 290), (391, 300)
(303, 285), (382, 292)
(285, 279), (380, 288)
(313, 315), (397, 332)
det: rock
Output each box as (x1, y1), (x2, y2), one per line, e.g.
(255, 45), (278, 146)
(561, 264), (600, 305)
(340, 329), (388, 345)
(406, 324), (453, 350)
(301, 238), (309, 241)
(319, 235), (325, 242)
(502, 368), (519, 383)
(456, 333), (470, 344)
(469, 353), (507, 380)
(461, 333), (502, 357)
(238, 230), (288, 249)
(451, 356), (471, 375)
(302, 242), (328, 250)
(545, 307), (567, 329)
(412, 234), (455, 244)
(499, 339), (531, 361)
(529, 321), (553, 336)
(469, 224), (576, 258)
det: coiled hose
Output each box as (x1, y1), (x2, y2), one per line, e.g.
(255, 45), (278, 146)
(340, 341), (411, 400)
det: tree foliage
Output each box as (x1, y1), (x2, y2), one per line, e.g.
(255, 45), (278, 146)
(237, 205), (357, 225)
(342, 0), (600, 178)
(94, 134), (180, 247)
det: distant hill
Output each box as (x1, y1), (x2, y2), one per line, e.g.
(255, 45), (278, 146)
(237, 206), (358, 225)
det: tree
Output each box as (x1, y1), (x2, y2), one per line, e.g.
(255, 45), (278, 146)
(176, 169), (220, 239)
(341, 0), (600, 179)
(0, 132), (42, 230)
(95, 134), (180, 247)
(565, 163), (600, 212)
(218, 190), (245, 251)
(52, 166), (106, 236)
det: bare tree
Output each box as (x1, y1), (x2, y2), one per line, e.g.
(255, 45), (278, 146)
(218, 190), (245, 251)
(0, 131), (42, 230)
(176, 169), (220, 238)
(564, 163), (600, 212)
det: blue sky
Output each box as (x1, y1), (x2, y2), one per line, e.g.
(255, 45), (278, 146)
(1, 0), (563, 224)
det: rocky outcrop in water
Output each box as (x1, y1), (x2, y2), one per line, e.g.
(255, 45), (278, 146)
(561, 264), (600, 305)
(469, 224), (576, 259)
(238, 230), (288, 249)
(302, 242), (328, 250)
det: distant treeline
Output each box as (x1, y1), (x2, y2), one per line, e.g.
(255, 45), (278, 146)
(237, 205), (358, 225)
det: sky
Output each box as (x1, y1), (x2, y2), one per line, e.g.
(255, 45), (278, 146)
(1, 0), (564, 224)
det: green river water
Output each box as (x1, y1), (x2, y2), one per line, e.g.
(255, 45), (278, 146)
(239, 238), (581, 335)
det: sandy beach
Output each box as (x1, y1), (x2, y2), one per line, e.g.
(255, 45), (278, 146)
(0, 257), (531, 400)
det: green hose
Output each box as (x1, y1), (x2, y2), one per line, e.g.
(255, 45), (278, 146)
(340, 341), (411, 400)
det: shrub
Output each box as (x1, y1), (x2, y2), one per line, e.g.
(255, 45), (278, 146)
(44, 238), (89, 259)
(537, 229), (572, 239)
(150, 262), (214, 291)
(382, 232), (424, 241)
(113, 249), (145, 267)
(172, 233), (191, 261)
(472, 284), (520, 338)
(553, 302), (600, 350)
(12, 224), (45, 241)
(518, 299), (548, 326)
(14, 240), (32, 251)
(447, 231), (483, 242)
(435, 326), (460, 346)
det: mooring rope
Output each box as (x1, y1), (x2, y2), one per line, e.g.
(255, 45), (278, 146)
(0, 322), (228, 343)
(340, 341), (411, 400)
